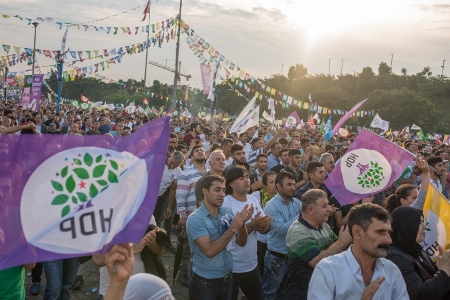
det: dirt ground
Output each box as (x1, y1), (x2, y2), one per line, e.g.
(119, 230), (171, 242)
(24, 236), (189, 300)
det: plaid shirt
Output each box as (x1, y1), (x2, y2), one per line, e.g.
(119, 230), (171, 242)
(176, 164), (205, 218)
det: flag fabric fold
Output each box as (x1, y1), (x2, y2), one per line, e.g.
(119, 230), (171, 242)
(332, 99), (367, 135)
(141, 1), (150, 22)
(284, 112), (301, 130)
(325, 128), (414, 206)
(0, 117), (170, 271)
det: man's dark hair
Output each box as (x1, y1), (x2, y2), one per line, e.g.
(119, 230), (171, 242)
(208, 132), (216, 138)
(307, 162), (324, 175)
(201, 175), (225, 192)
(230, 144), (244, 154)
(275, 171), (295, 186)
(224, 166), (248, 195)
(221, 138), (234, 147)
(347, 203), (391, 238)
(239, 132), (247, 138)
(288, 149), (301, 157)
(251, 138), (261, 147)
(325, 144), (334, 152)
(280, 147), (290, 157)
(256, 153), (268, 161)
(301, 189), (328, 213)
(190, 145), (203, 158)
(300, 137), (310, 147)
(190, 122), (199, 131)
(271, 142), (281, 151)
(278, 138), (288, 146)
(428, 157), (443, 168)
(170, 133), (178, 139)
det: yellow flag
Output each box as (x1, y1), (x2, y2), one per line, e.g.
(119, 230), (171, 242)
(423, 184), (450, 260)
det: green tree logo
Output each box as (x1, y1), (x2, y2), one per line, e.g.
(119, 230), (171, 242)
(50, 153), (127, 217)
(357, 161), (385, 189)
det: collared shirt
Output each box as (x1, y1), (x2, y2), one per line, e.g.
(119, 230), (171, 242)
(308, 246), (409, 300)
(158, 164), (182, 196)
(430, 178), (442, 193)
(264, 193), (302, 254)
(176, 164), (205, 218)
(247, 147), (264, 166)
(267, 153), (280, 171)
(238, 141), (252, 160)
(295, 181), (330, 201)
(186, 202), (234, 279)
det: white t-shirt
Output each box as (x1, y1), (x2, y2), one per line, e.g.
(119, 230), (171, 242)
(158, 165), (182, 196)
(99, 216), (156, 296)
(251, 191), (267, 244)
(223, 194), (264, 273)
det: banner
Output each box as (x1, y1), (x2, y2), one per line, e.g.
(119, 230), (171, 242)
(229, 95), (256, 133)
(370, 113), (389, 132)
(230, 105), (260, 134)
(411, 124), (421, 131)
(423, 184), (450, 260)
(200, 64), (211, 95)
(284, 111), (301, 130)
(332, 99), (367, 135)
(0, 117), (170, 271)
(325, 128), (414, 206)
(30, 74), (44, 111)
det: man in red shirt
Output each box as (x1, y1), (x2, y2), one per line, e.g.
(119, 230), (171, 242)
(183, 122), (202, 146)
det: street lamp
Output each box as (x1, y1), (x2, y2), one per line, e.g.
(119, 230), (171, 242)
(328, 58), (334, 75)
(390, 53), (394, 71)
(31, 22), (39, 78)
(281, 63), (286, 76)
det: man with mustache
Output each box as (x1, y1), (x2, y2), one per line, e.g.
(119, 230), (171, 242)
(427, 157), (448, 197)
(281, 189), (352, 299)
(308, 204), (408, 300)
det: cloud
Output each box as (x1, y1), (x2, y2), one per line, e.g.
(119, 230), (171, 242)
(252, 7), (287, 22)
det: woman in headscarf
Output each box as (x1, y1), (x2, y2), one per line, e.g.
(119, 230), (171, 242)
(386, 206), (450, 300)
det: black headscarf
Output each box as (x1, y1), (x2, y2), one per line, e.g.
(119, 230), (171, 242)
(390, 206), (423, 258)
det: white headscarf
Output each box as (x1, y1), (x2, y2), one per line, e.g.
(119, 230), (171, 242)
(124, 273), (174, 300)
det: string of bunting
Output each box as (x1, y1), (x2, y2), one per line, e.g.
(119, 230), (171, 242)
(1, 19), (178, 71)
(177, 19), (383, 119)
(0, 10), (175, 35)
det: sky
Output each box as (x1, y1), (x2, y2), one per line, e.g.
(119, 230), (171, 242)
(1, 0), (449, 90)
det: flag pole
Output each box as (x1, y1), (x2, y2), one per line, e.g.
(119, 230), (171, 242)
(170, 0), (183, 113)
(143, 0), (151, 88)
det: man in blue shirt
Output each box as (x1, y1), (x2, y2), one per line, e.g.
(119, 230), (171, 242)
(262, 171), (302, 299)
(186, 175), (253, 300)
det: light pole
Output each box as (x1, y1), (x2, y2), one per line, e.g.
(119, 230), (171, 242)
(390, 53), (394, 71)
(340, 59), (344, 76)
(441, 60), (446, 79)
(281, 63), (286, 76)
(170, 0), (183, 113)
(143, 0), (152, 88)
(328, 58), (334, 75)
(31, 22), (39, 78)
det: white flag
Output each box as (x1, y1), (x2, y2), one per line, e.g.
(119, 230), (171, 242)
(313, 113), (321, 124)
(370, 113), (389, 132)
(268, 97), (275, 110)
(230, 105), (260, 135)
(229, 95), (256, 133)
(61, 27), (69, 53)
(411, 124), (422, 131)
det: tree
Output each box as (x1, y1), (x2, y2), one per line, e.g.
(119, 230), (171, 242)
(287, 64), (308, 80)
(401, 68), (407, 76)
(378, 62), (391, 76)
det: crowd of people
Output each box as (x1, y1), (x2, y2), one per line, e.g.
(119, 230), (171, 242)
(2, 98), (450, 300)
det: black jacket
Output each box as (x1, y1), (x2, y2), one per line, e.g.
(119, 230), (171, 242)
(386, 245), (450, 300)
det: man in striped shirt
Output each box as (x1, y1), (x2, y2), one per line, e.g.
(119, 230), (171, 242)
(176, 145), (207, 286)
(281, 189), (352, 299)
(247, 127), (283, 166)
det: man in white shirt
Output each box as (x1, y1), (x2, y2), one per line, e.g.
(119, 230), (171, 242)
(427, 157), (447, 196)
(308, 204), (408, 300)
(238, 132), (252, 160)
(223, 166), (272, 300)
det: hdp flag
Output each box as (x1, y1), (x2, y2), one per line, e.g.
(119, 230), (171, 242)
(423, 184), (450, 260)
(325, 128), (414, 206)
(0, 117), (170, 271)
(324, 116), (333, 142)
(284, 111), (301, 130)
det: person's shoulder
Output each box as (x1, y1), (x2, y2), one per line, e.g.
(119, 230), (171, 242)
(317, 249), (347, 268)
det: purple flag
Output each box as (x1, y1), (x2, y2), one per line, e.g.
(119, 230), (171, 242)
(325, 128), (414, 206)
(200, 63), (211, 95)
(284, 111), (301, 130)
(332, 99), (367, 135)
(30, 74), (44, 111)
(0, 117), (170, 271)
